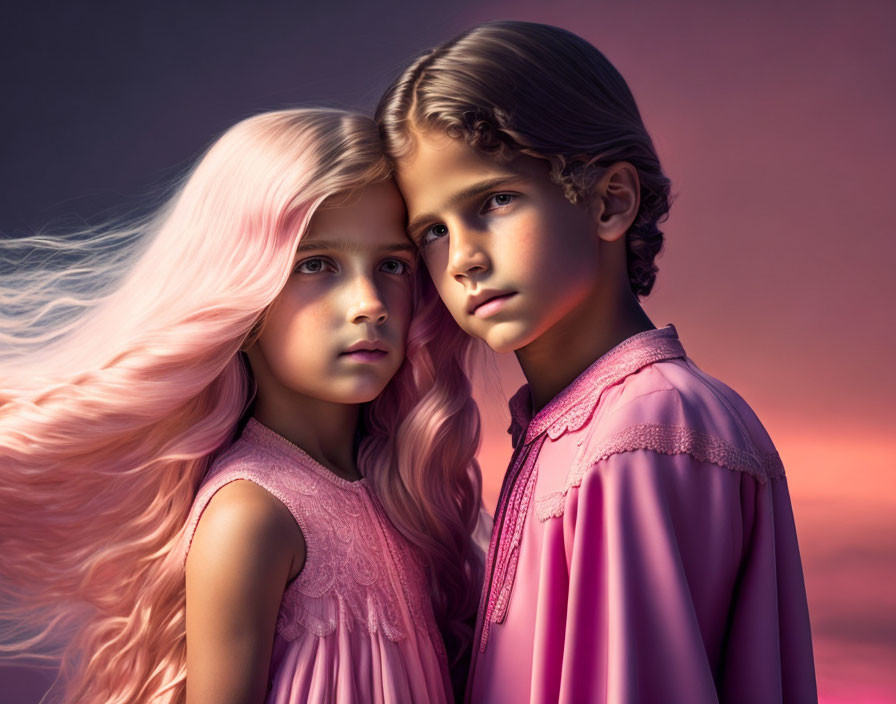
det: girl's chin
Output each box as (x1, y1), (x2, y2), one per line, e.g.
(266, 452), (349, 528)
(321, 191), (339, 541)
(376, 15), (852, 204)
(326, 382), (393, 406)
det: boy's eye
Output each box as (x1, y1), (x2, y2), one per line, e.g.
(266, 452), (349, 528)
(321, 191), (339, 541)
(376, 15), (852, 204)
(484, 193), (516, 210)
(420, 223), (449, 247)
(294, 257), (333, 274)
(417, 194), (516, 247)
(380, 258), (411, 275)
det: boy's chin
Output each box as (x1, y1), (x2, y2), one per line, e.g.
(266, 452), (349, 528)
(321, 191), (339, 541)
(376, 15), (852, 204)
(469, 320), (537, 355)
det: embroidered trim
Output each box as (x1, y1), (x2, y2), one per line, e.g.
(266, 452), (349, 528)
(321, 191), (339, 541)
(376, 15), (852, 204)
(533, 423), (786, 521)
(508, 325), (686, 447)
(478, 436), (546, 653)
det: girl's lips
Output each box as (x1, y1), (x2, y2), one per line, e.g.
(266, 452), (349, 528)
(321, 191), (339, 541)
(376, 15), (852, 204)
(340, 349), (388, 362)
(472, 293), (517, 319)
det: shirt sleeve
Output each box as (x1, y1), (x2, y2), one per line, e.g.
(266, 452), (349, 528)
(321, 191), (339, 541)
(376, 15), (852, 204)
(718, 462), (817, 703)
(544, 448), (817, 703)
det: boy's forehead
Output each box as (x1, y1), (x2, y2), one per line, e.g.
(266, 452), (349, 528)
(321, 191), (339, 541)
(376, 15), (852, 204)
(395, 129), (537, 218)
(396, 131), (502, 185)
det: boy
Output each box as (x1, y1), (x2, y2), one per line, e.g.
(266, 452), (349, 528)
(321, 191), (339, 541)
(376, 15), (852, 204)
(376, 20), (817, 704)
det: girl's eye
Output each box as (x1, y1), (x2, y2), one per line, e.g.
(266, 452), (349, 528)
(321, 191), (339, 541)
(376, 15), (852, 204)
(484, 193), (516, 211)
(420, 223), (449, 247)
(380, 258), (411, 276)
(294, 257), (332, 274)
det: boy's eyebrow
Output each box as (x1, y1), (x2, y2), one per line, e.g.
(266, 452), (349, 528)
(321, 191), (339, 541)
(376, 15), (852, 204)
(296, 239), (416, 255)
(406, 175), (521, 234)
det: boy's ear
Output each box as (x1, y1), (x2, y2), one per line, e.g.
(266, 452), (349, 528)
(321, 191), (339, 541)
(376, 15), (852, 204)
(589, 162), (640, 243)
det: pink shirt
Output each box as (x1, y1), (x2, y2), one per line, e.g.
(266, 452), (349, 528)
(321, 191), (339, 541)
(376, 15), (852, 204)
(467, 324), (817, 703)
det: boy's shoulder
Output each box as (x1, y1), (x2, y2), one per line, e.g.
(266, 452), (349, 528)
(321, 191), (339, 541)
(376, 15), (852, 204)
(580, 355), (784, 481)
(533, 355), (786, 522)
(525, 325), (789, 520)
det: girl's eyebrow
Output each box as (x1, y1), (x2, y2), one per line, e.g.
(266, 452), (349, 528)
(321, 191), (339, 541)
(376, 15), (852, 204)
(406, 175), (521, 234)
(296, 239), (416, 255)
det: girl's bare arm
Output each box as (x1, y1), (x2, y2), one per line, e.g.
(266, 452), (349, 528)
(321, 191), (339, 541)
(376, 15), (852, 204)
(185, 480), (304, 704)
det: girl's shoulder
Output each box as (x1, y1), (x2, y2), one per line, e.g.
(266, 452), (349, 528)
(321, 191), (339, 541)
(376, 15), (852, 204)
(180, 433), (309, 573)
(183, 478), (304, 699)
(185, 476), (304, 581)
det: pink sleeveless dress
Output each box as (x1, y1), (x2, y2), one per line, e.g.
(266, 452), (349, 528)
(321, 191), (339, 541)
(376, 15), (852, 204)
(182, 418), (452, 703)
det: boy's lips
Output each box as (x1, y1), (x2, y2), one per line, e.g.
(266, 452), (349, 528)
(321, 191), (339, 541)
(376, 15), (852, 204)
(467, 290), (517, 318)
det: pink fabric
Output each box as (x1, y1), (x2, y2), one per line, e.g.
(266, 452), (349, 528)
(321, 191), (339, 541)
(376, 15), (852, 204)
(468, 324), (817, 703)
(181, 418), (451, 704)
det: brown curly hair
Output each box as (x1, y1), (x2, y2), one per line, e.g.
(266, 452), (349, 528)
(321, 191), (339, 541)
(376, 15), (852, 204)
(375, 20), (672, 298)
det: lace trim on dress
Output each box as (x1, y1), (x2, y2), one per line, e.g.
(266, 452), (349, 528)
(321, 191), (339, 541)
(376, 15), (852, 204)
(270, 467), (417, 643)
(239, 419), (426, 642)
(244, 418), (368, 489)
(533, 422), (787, 522)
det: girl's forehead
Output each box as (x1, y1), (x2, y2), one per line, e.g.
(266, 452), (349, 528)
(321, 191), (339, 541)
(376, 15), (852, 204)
(300, 181), (413, 254)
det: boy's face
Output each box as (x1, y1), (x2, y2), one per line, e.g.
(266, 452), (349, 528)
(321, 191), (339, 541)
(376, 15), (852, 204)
(395, 130), (603, 354)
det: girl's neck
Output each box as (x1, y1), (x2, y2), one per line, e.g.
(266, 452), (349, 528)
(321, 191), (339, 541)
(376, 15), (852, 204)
(251, 392), (363, 482)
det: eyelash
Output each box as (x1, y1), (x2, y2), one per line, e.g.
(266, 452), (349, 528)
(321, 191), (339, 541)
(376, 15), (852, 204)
(419, 192), (518, 246)
(292, 257), (412, 276)
(484, 192), (517, 211)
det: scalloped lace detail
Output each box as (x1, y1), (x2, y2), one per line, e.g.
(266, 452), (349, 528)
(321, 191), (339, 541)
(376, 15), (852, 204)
(184, 420), (437, 646)
(508, 325), (686, 447)
(534, 423), (786, 522)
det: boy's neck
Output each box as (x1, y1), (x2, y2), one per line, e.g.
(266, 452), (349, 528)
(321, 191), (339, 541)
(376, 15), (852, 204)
(515, 287), (656, 414)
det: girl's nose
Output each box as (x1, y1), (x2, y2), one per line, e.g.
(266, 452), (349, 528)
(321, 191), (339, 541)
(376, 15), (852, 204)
(346, 276), (388, 324)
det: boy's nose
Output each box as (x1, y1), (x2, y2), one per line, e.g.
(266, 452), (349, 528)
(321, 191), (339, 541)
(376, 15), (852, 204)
(448, 226), (491, 282)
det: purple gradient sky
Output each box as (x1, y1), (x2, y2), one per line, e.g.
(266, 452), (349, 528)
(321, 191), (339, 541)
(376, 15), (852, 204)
(2, 1), (894, 702)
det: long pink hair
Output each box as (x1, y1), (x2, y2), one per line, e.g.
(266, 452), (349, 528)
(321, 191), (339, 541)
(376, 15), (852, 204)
(0, 108), (483, 703)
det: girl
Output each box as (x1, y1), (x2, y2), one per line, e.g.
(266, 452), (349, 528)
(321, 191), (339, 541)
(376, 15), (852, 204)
(0, 108), (484, 703)
(376, 20), (817, 704)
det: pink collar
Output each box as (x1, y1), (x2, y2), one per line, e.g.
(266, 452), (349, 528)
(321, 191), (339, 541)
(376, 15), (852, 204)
(508, 324), (686, 448)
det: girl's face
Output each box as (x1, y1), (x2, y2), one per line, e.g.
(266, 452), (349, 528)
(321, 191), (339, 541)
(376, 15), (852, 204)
(249, 179), (415, 405)
(394, 130), (606, 355)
